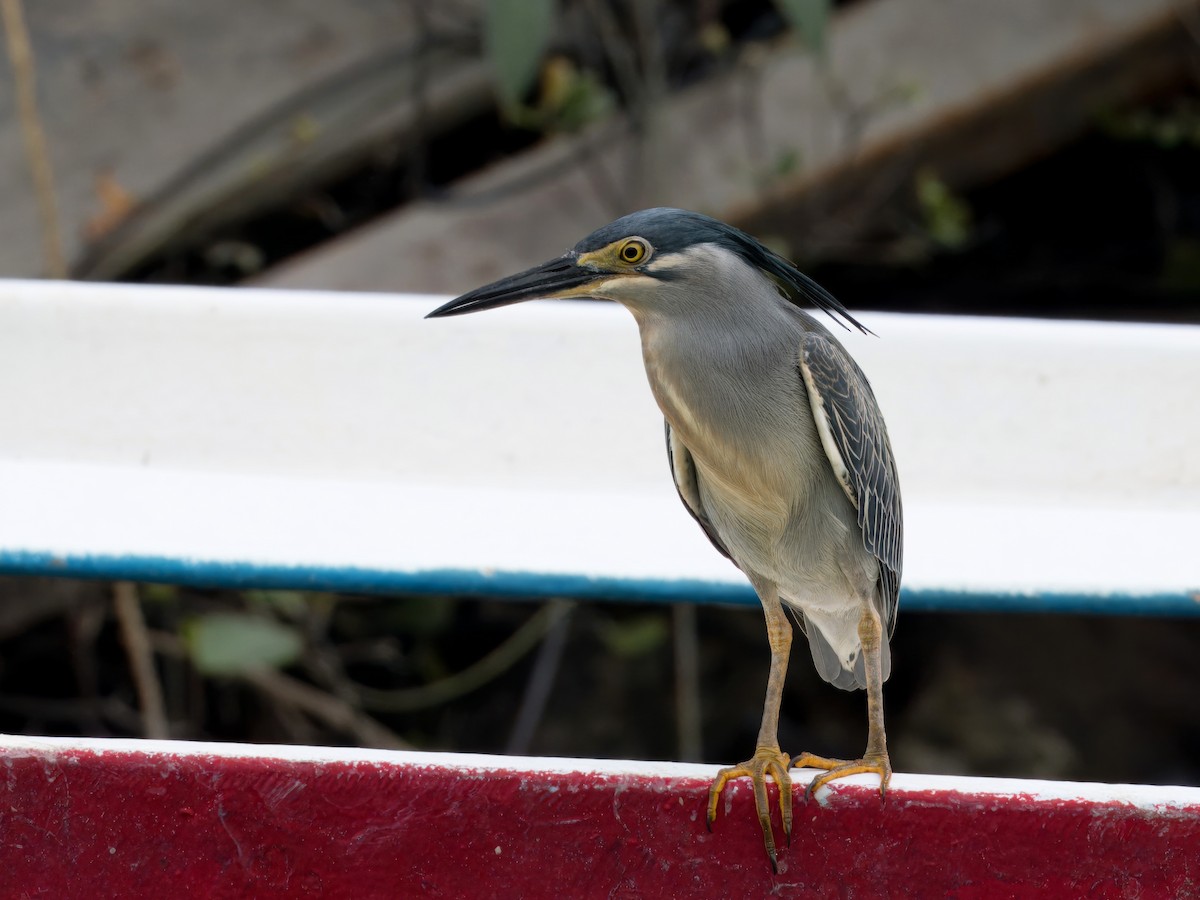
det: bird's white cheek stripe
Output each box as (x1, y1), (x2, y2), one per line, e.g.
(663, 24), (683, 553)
(644, 244), (720, 274)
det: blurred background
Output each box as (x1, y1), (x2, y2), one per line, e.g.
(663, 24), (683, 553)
(1, 0), (1199, 785)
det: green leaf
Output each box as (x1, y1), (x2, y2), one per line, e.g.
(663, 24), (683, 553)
(182, 613), (303, 676)
(915, 168), (972, 251)
(597, 614), (668, 659)
(533, 58), (614, 133)
(485, 0), (555, 111)
(773, 0), (831, 54)
(141, 583), (178, 603)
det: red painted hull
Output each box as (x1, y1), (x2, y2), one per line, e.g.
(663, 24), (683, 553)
(2, 738), (1197, 898)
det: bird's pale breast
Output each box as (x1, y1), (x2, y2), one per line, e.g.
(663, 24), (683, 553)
(641, 312), (872, 617)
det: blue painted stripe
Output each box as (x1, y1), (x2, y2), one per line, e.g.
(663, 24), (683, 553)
(0, 550), (1195, 616)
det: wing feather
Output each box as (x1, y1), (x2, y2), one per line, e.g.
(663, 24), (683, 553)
(798, 333), (903, 634)
(664, 420), (735, 565)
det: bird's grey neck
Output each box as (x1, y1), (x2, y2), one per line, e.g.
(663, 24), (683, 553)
(634, 288), (807, 476)
(619, 244), (812, 453)
(630, 259), (799, 374)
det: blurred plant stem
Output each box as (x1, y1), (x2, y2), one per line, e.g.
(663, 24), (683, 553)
(506, 600), (574, 755)
(114, 582), (170, 739)
(672, 604), (702, 762)
(1, 0), (65, 277)
(355, 599), (572, 714)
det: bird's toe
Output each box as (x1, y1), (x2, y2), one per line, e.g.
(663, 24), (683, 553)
(792, 750), (892, 801)
(707, 746), (794, 872)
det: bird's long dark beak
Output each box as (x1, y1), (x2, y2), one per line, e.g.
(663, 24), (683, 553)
(425, 253), (600, 318)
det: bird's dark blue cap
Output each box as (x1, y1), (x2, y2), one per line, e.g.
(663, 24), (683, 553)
(574, 208), (743, 256)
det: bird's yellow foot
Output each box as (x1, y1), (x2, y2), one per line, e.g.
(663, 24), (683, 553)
(707, 745), (794, 872)
(790, 751), (892, 801)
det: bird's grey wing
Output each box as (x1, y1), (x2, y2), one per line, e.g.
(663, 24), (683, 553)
(798, 333), (903, 635)
(664, 420), (736, 565)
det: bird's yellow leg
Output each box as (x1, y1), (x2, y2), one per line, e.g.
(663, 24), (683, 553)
(791, 605), (892, 800)
(707, 585), (794, 872)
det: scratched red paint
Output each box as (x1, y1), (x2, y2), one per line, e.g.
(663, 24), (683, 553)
(2, 746), (1198, 898)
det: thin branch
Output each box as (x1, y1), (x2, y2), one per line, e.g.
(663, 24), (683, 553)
(505, 601), (574, 755)
(113, 582), (170, 739)
(581, 0), (642, 108)
(240, 668), (412, 750)
(577, 0), (646, 213)
(355, 600), (572, 714)
(0, 0), (65, 277)
(672, 603), (703, 761)
(628, 0), (669, 209)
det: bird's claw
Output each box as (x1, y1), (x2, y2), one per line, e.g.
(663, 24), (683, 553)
(707, 746), (794, 872)
(790, 751), (892, 801)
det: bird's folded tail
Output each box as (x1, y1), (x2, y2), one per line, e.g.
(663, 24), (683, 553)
(800, 610), (892, 692)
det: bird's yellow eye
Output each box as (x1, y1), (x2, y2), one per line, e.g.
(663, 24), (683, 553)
(618, 239), (648, 264)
